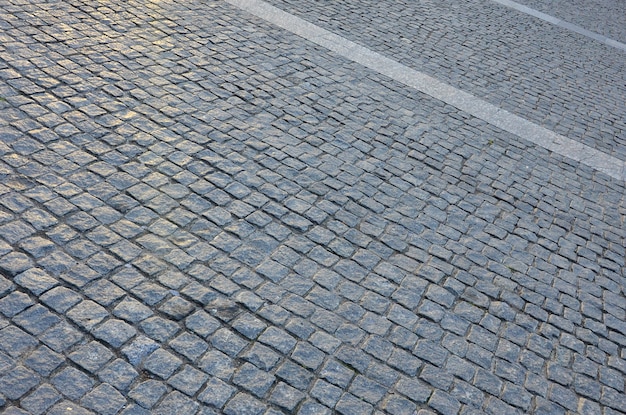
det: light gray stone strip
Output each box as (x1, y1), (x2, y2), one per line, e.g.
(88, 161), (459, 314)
(491, 0), (626, 52)
(224, 0), (626, 181)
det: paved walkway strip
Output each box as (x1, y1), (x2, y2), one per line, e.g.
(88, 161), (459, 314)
(491, 0), (626, 52)
(224, 0), (626, 181)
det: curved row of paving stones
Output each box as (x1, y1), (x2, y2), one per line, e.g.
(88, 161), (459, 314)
(0, 0), (625, 414)
(261, 0), (626, 162)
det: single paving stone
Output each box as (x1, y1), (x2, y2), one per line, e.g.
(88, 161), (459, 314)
(169, 331), (209, 361)
(92, 318), (137, 348)
(395, 376), (432, 403)
(501, 382), (532, 410)
(548, 383), (578, 411)
(0, 252), (33, 275)
(20, 236), (56, 258)
(417, 299), (446, 322)
(197, 377), (236, 408)
(140, 316), (180, 342)
(39, 321), (84, 352)
(258, 327), (296, 354)
(0, 222), (36, 246)
(14, 268), (58, 296)
(473, 367), (503, 397)
(198, 349), (236, 380)
(20, 383), (61, 415)
(60, 264), (100, 288)
(425, 284), (456, 308)
(454, 301), (484, 323)
(232, 312), (268, 339)
(98, 358), (138, 391)
(154, 391), (199, 415)
(158, 296), (195, 320)
(309, 329), (342, 354)
(483, 395), (522, 415)
(0, 325), (38, 357)
(336, 392), (374, 415)
(257, 259), (290, 282)
(122, 336), (159, 366)
(349, 375), (387, 405)
(233, 362), (276, 398)
(600, 385), (626, 412)
(13, 304), (60, 335)
(415, 340), (449, 367)
(311, 379), (343, 408)
(242, 343), (281, 371)
(223, 392), (266, 415)
(336, 346), (371, 375)
(388, 347), (422, 376)
(428, 389), (461, 415)
(270, 381), (306, 411)
(599, 366), (624, 391)
(66, 300), (109, 330)
(320, 358), (355, 388)
(111, 267), (147, 290)
(276, 360), (314, 390)
(0, 291), (34, 317)
(51, 367), (94, 400)
(143, 348), (183, 379)
(360, 312), (392, 335)
(23, 208), (58, 230)
(69, 341), (114, 373)
(211, 327), (248, 357)
(167, 364), (209, 396)
(208, 298), (242, 322)
(383, 394), (417, 415)
(185, 310), (221, 338)
(81, 383), (126, 415)
(128, 380), (168, 409)
(40, 286), (82, 313)
(87, 252), (122, 275)
(496, 338), (521, 364)
(113, 297), (154, 323)
(24, 346), (64, 376)
(291, 341), (325, 370)
(129, 282), (169, 308)
(0, 365), (40, 400)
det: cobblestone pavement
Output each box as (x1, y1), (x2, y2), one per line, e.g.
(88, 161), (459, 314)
(263, 0), (626, 162)
(0, 0), (624, 414)
(516, 0), (626, 42)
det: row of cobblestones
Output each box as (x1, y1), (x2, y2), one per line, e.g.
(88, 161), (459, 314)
(0, 0), (625, 414)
